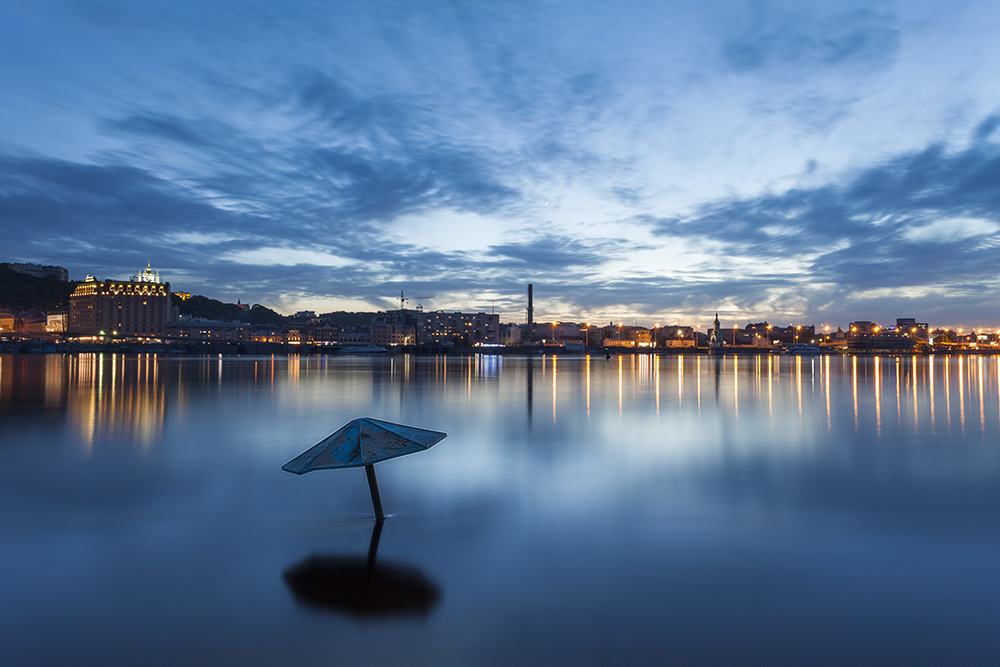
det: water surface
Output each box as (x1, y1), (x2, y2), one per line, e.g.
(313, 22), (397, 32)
(2, 353), (999, 666)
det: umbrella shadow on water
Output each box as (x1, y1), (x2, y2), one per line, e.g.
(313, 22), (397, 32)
(283, 521), (442, 618)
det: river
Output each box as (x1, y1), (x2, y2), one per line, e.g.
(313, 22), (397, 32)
(2, 352), (998, 665)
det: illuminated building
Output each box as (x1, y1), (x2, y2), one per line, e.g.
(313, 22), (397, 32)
(46, 312), (68, 333)
(371, 310), (499, 346)
(849, 329), (915, 352)
(69, 268), (171, 337)
(130, 263), (162, 283)
(895, 317), (929, 342)
(371, 310), (418, 347)
(416, 311), (499, 345)
(167, 320), (246, 342)
(601, 326), (651, 348)
(250, 325), (281, 343)
(370, 323), (416, 346)
(848, 321), (876, 341)
(0, 309), (16, 332)
(708, 313), (724, 353)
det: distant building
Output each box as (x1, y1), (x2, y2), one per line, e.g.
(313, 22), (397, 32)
(416, 311), (499, 345)
(250, 325), (282, 343)
(19, 311), (46, 333)
(0, 309), (47, 333)
(167, 320), (246, 342)
(130, 263), (162, 283)
(655, 326), (696, 348)
(371, 323), (416, 346)
(499, 323), (522, 346)
(602, 327), (651, 348)
(7, 262), (69, 281)
(46, 312), (68, 333)
(69, 267), (171, 337)
(708, 313), (724, 353)
(849, 321), (877, 341)
(0, 309), (16, 332)
(339, 332), (372, 346)
(849, 330), (915, 352)
(895, 318), (929, 341)
(279, 320), (339, 345)
(371, 310), (418, 346)
(372, 309), (499, 346)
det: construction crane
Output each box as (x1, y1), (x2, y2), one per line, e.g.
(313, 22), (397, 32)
(398, 290), (433, 311)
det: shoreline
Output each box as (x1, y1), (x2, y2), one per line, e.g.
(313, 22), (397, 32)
(2, 341), (998, 356)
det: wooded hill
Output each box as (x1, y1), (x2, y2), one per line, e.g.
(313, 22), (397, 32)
(172, 294), (284, 326)
(0, 264), (77, 312)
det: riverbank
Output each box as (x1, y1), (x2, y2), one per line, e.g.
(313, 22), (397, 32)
(3, 340), (1000, 356)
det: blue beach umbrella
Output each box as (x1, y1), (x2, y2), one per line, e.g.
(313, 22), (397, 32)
(281, 417), (447, 521)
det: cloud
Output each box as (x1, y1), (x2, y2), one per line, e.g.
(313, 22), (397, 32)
(649, 136), (1000, 296)
(724, 8), (900, 77)
(973, 114), (1000, 141)
(489, 235), (644, 270)
(108, 114), (214, 147)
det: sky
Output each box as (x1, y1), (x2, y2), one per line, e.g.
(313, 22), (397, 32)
(2, 0), (1000, 330)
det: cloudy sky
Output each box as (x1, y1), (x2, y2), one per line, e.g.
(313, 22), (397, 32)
(2, 0), (1000, 329)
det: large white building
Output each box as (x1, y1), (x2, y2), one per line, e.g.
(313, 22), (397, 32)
(69, 265), (171, 337)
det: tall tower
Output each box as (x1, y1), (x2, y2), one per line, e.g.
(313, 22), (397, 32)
(709, 312), (725, 353)
(527, 284), (534, 342)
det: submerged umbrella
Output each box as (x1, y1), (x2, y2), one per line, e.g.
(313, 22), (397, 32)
(281, 417), (447, 521)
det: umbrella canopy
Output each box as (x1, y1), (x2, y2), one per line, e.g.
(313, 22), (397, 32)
(281, 417), (447, 474)
(281, 417), (447, 520)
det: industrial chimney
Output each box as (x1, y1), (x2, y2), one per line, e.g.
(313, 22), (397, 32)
(527, 284), (534, 342)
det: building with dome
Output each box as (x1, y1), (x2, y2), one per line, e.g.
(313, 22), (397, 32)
(69, 264), (171, 337)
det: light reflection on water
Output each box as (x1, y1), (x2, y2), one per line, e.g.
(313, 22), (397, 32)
(1, 352), (999, 666)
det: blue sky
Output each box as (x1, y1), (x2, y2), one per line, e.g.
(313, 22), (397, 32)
(2, 0), (1000, 330)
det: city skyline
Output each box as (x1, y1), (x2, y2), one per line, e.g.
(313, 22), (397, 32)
(3, 1), (1000, 329)
(4, 260), (993, 338)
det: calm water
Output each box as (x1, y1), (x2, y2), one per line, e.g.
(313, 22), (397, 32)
(2, 352), (999, 666)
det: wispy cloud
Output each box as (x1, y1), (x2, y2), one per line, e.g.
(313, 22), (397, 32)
(642, 133), (1000, 322)
(724, 8), (900, 77)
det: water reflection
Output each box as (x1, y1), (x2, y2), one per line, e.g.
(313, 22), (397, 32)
(6, 353), (999, 448)
(283, 521), (441, 618)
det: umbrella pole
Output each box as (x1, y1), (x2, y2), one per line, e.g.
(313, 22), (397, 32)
(367, 518), (384, 571)
(365, 464), (386, 522)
